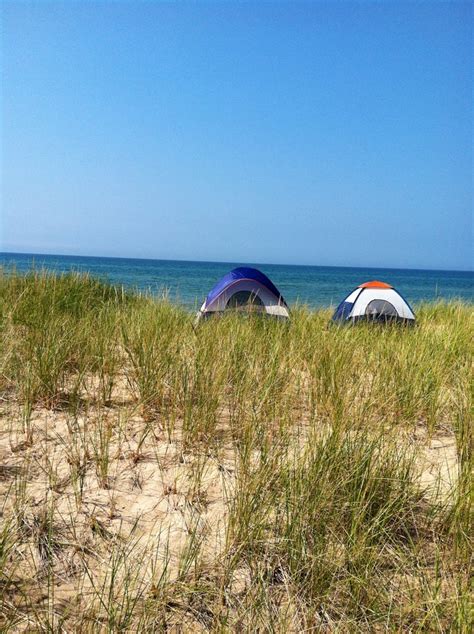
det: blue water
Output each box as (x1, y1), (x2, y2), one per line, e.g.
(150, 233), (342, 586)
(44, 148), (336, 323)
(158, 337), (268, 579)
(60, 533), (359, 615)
(0, 252), (472, 309)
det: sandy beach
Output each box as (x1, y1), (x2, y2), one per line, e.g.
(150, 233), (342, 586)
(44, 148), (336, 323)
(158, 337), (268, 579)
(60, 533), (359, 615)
(0, 270), (471, 631)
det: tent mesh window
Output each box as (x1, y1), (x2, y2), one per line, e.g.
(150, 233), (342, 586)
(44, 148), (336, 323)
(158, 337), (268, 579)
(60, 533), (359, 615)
(365, 299), (398, 320)
(226, 290), (264, 310)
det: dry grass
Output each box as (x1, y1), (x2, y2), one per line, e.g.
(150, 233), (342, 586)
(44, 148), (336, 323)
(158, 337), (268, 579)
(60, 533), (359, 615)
(0, 269), (472, 631)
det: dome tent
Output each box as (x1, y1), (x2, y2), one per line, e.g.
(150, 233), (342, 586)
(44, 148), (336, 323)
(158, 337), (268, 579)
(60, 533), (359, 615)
(332, 281), (415, 324)
(196, 267), (289, 322)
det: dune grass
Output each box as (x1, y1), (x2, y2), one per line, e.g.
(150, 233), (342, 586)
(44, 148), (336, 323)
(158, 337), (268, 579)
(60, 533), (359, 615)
(0, 268), (472, 631)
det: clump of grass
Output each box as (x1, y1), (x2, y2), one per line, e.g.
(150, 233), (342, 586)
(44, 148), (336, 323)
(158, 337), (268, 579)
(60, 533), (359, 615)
(122, 301), (187, 420)
(0, 269), (471, 631)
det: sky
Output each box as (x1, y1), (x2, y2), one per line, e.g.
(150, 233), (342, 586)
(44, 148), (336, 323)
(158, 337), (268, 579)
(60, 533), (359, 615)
(1, 1), (472, 271)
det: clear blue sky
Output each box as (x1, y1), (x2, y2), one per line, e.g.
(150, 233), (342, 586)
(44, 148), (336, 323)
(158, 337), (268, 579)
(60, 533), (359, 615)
(1, 1), (472, 270)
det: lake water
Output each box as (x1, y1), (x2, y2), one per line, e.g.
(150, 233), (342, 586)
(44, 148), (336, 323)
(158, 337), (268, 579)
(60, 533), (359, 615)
(0, 252), (472, 309)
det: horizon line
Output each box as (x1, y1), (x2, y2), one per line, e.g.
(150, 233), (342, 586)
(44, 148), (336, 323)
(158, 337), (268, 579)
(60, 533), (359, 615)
(0, 250), (472, 275)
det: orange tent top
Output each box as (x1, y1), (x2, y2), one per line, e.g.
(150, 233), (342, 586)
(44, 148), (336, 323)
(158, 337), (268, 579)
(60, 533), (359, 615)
(358, 280), (393, 289)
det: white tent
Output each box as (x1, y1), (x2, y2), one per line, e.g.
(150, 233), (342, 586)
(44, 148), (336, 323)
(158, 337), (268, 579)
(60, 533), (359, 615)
(332, 281), (415, 324)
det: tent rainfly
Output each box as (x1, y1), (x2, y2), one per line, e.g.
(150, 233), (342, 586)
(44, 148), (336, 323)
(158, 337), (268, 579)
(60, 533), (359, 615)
(332, 280), (415, 324)
(195, 267), (289, 322)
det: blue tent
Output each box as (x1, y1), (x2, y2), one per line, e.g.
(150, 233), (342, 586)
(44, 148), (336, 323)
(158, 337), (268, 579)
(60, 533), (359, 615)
(196, 267), (289, 321)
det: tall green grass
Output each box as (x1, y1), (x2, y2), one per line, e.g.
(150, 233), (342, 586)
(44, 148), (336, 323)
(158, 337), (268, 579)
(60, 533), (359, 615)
(0, 269), (471, 631)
